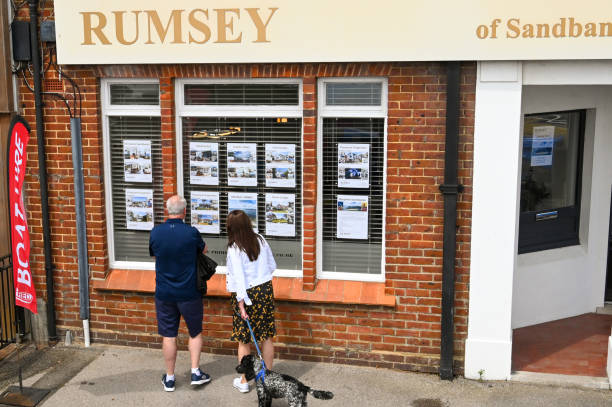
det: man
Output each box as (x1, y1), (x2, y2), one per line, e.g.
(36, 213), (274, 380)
(149, 195), (211, 392)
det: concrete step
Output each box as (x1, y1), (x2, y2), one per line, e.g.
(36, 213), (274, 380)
(596, 303), (612, 315)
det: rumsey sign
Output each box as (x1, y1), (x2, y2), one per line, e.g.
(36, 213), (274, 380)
(54, 0), (612, 64)
(8, 116), (37, 314)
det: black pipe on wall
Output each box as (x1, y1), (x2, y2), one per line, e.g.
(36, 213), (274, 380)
(28, 0), (57, 341)
(439, 61), (463, 380)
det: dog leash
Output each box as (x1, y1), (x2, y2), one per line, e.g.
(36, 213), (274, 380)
(244, 317), (267, 383)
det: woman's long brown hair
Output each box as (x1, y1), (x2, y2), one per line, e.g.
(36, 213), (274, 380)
(226, 210), (264, 261)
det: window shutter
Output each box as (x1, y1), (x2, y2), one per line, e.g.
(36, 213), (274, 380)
(322, 118), (384, 274)
(109, 116), (164, 262)
(110, 83), (160, 106)
(179, 82), (303, 270)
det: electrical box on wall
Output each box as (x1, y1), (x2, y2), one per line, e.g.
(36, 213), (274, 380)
(11, 21), (30, 62)
(40, 21), (56, 42)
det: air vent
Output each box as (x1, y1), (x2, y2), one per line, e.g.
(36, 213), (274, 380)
(44, 79), (63, 92)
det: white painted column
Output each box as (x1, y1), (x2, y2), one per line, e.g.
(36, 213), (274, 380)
(464, 61), (523, 380)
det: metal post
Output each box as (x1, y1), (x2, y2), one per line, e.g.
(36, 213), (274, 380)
(28, 0), (56, 341)
(70, 118), (90, 337)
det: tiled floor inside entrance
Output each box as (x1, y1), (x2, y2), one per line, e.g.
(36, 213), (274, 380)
(512, 313), (612, 377)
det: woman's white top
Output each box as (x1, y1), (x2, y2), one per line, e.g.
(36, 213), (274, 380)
(226, 235), (276, 305)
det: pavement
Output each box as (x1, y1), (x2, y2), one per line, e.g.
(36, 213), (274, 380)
(0, 343), (611, 407)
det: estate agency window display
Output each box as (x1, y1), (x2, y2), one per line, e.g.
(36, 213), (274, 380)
(318, 80), (387, 279)
(102, 81), (164, 265)
(177, 81), (303, 271)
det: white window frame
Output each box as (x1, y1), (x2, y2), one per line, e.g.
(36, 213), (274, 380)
(102, 79), (161, 271)
(317, 77), (388, 282)
(175, 78), (304, 278)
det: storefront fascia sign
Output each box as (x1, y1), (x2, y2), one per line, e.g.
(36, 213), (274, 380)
(54, 0), (612, 64)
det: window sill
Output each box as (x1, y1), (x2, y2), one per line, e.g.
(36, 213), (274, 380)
(93, 269), (396, 307)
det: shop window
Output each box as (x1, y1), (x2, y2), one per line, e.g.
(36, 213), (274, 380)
(102, 80), (162, 268)
(318, 79), (387, 281)
(176, 80), (303, 274)
(518, 110), (585, 253)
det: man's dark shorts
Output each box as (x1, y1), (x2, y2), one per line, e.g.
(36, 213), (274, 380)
(155, 297), (203, 338)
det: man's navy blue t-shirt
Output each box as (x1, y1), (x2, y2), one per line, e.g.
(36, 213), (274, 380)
(149, 218), (205, 302)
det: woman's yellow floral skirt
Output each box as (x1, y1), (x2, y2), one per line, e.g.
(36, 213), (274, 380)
(230, 280), (276, 343)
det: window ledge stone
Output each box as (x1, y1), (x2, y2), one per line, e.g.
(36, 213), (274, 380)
(93, 269), (396, 307)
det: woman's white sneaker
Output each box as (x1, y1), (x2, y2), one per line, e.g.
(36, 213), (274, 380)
(233, 377), (250, 393)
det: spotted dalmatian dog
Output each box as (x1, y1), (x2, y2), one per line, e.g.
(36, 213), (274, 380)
(236, 354), (334, 407)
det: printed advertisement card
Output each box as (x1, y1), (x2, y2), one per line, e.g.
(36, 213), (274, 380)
(265, 193), (295, 237)
(338, 143), (369, 188)
(125, 189), (154, 230)
(191, 191), (220, 234)
(336, 195), (368, 239)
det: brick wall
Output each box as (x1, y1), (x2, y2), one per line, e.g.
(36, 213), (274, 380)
(17, 2), (474, 375)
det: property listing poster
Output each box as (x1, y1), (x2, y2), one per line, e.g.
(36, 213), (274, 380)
(189, 142), (219, 185)
(228, 192), (258, 232)
(125, 189), (154, 230)
(530, 126), (555, 167)
(191, 191), (220, 234)
(265, 144), (296, 188)
(338, 143), (369, 188)
(265, 193), (295, 237)
(227, 143), (257, 186)
(123, 140), (152, 183)
(336, 195), (368, 239)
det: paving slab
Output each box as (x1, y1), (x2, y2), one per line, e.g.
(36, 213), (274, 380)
(25, 344), (611, 407)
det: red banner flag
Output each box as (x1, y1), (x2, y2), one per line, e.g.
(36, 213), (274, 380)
(8, 116), (37, 314)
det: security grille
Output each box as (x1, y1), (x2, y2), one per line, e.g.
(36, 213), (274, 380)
(184, 83), (299, 105)
(181, 116), (303, 270)
(325, 82), (382, 106)
(322, 118), (384, 274)
(110, 83), (160, 106)
(109, 116), (164, 262)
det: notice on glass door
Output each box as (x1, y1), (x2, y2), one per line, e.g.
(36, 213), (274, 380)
(265, 193), (295, 237)
(123, 140), (152, 183)
(530, 126), (554, 167)
(189, 142), (219, 185)
(338, 143), (369, 188)
(227, 143), (257, 186)
(125, 188), (154, 230)
(336, 195), (368, 239)
(191, 191), (220, 234)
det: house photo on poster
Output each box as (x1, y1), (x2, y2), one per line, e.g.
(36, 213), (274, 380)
(191, 191), (220, 234)
(189, 142), (219, 185)
(228, 192), (258, 232)
(125, 188), (154, 230)
(123, 139), (152, 183)
(227, 143), (257, 186)
(265, 144), (296, 188)
(265, 193), (295, 237)
(338, 143), (369, 188)
(337, 195), (368, 239)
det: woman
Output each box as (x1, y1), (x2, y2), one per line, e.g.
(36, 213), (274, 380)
(226, 210), (277, 393)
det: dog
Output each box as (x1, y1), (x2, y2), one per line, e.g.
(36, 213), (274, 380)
(236, 354), (334, 407)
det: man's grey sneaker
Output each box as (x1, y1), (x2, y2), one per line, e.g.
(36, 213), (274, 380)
(162, 374), (175, 392)
(191, 370), (212, 385)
